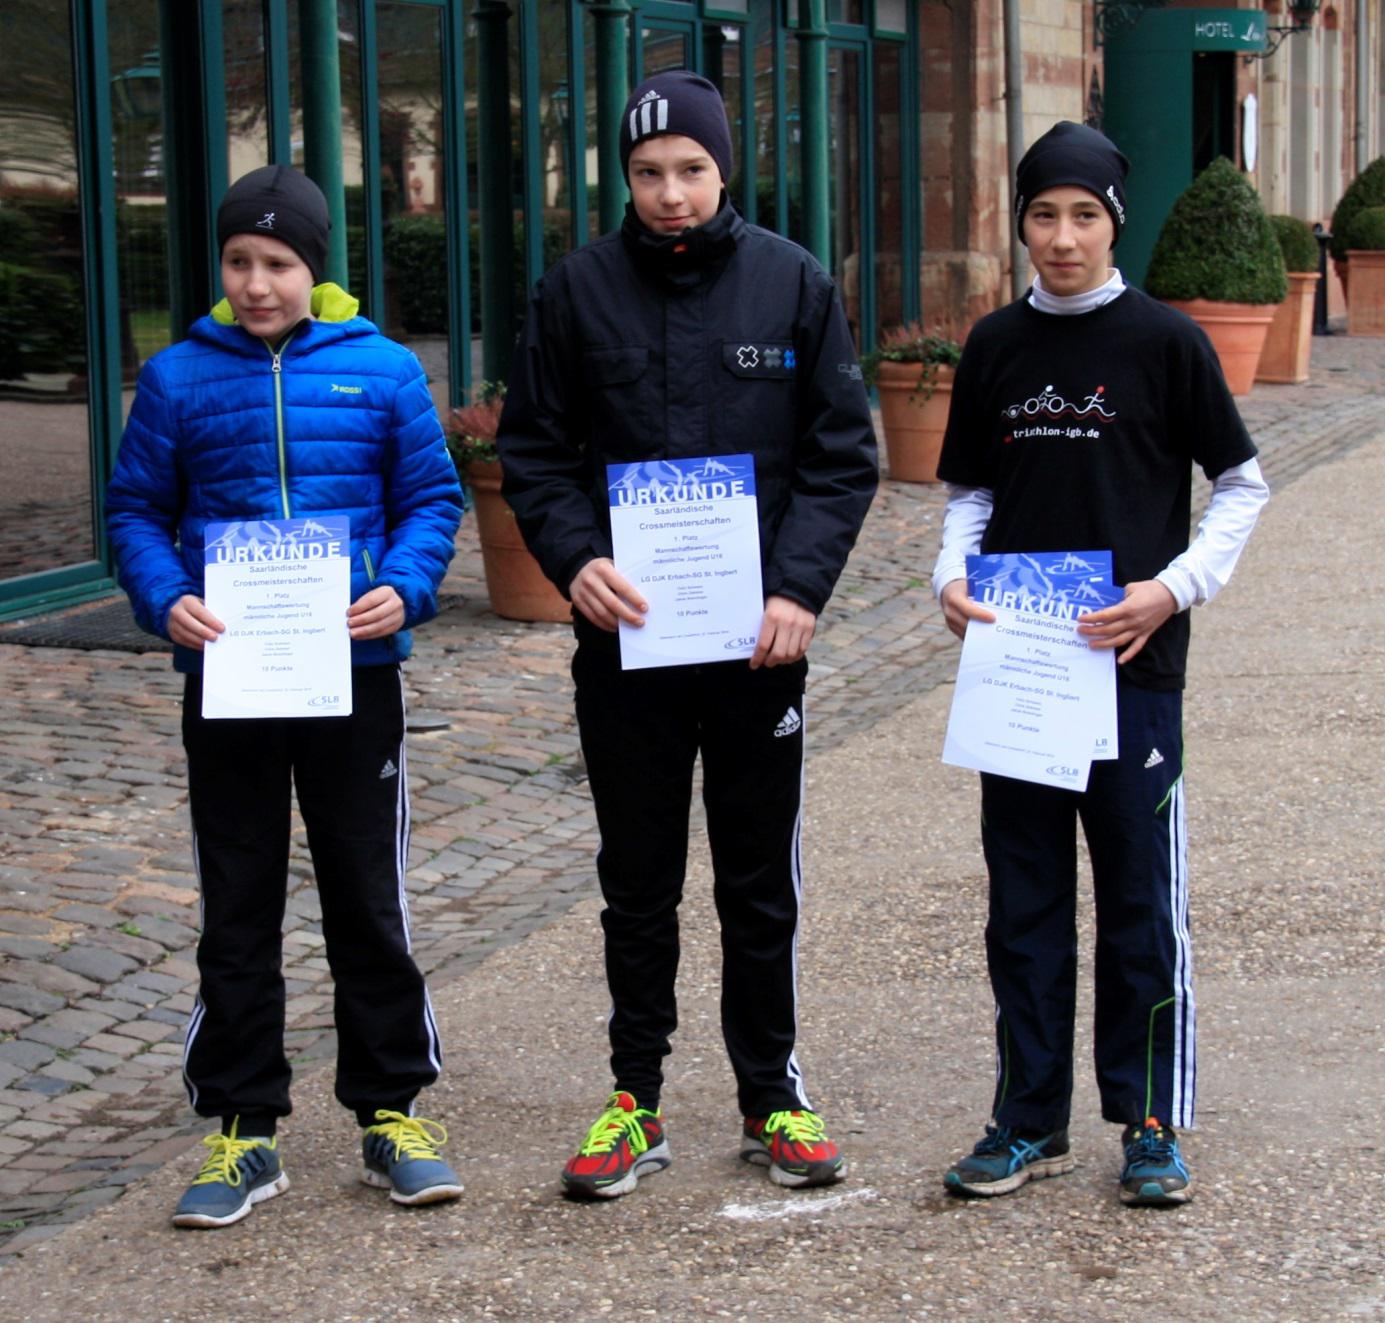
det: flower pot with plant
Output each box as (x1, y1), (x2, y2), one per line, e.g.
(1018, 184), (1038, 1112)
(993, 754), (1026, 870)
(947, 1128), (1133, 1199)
(1256, 214), (1322, 383)
(1144, 157), (1287, 396)
(447, 382), (570, 623)
(1343, 205), (1385, 337)
(860, 324), (963, 483)
(1329, 154), (1385, 302)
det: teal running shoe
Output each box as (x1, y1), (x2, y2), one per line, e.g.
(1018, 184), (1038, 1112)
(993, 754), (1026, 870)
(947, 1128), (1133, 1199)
(171, 1121), (288, 1229)
(361, 1110), (464, 1206)
(944, 1123), (1075, 1197)
(1119, 1117), (1192, 1206)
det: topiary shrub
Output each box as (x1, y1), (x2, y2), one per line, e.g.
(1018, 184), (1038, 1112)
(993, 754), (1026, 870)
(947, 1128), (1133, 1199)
(0, 260), (86, 381)
(1145, 157), (1287, 305)
(1341, 204), (1385, 252)
(1269, 214), (1320, 273)
(1329, 156), (1385, 261)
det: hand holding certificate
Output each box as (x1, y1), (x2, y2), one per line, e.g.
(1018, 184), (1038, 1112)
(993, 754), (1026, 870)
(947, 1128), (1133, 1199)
(942, 551), (1121, 790)
(607, 455), (765, 670)
(201, 517), (353, 719)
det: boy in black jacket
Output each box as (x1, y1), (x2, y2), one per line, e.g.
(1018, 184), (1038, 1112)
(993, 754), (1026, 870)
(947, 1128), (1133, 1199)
(932, 122), (1268, 1206)
(498, 71), (877, 1198)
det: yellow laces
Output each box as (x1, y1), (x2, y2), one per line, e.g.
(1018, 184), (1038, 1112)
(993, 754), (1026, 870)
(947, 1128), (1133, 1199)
(577, 1096), (653, 1158)
(189, 1120), (275, 1187)
(762, 1110), (827, 1145)
(366, 1110), (449, 1160)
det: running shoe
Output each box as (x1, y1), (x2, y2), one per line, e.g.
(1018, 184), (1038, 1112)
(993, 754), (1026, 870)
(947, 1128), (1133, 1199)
(171, 1120), (288, 1229)
(1119, 1117), (1192, 1206)
(561, 1091), (670, 1199)
(741, 1109), (845, 1188)
(361, 1110), (464, 1205)
(944, 1123), (1074, 1197)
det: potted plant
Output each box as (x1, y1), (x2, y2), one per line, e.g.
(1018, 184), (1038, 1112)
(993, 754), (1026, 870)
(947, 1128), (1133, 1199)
(446, 382), (570, 623)
(1342, 205), (1385, 337)
(861, 323), (963, 483)
(1329, 154), (1385, 300)
(1256, 214), (1322, 384)
(1144, 157), (1287, 396)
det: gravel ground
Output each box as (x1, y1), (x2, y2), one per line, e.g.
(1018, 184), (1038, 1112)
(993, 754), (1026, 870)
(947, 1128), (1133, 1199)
(2, 405), (1382, 1317)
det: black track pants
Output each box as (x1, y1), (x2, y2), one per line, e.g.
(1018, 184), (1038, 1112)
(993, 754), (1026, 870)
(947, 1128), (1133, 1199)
(180, 665), (440, 1126)
(573, 640), (813, 1117)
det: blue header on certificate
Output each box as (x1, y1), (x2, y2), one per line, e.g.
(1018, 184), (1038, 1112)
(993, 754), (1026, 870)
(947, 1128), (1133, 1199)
(205, 517), (350, 566)
(607, 455), (756, 508)
(966, 550), (1123, 617)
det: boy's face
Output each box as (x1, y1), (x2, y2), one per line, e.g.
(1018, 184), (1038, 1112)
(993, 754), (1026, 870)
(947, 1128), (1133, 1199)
(628, 134), (723, 233)
(1022, 186), (1115, 297)
(220, 233), (315, 343)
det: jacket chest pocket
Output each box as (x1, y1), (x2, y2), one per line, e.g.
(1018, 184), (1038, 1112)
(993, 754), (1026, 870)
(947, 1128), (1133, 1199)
(582, 345), (652, 452)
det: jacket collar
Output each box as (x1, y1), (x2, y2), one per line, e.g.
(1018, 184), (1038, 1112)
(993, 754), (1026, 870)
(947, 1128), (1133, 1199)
(620, 196), (743, 288)
(209, 281), (360, 327)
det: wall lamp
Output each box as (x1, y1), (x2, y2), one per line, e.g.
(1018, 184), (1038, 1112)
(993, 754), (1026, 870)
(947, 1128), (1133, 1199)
(1245, 0), (1322, 60)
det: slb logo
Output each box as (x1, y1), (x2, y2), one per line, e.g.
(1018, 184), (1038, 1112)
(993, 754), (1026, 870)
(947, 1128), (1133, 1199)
(1046, 764), (1081, 779)
(308, 694), (342, 708)
(724, 636), (757, 650)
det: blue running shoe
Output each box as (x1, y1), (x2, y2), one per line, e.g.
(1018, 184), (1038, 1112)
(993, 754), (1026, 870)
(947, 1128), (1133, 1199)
(361, 1110), (464, 1206)
(1120, 1117), (1192, 1206)
(944, 1123), (1075, 1197)
(171, 1121), (288, 1229)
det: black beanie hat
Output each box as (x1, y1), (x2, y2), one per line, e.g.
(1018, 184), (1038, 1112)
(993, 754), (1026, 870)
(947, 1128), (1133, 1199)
(217, 165), (331, 282)
(1014, 121), (1130, 245)
(619, 70), (733, 186)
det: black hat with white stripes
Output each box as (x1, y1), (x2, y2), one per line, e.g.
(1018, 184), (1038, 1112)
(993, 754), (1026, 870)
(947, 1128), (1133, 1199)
(619, 70), (733, 186)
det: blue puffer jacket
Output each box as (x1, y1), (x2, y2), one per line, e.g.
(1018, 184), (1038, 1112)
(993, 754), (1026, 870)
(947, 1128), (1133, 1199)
(106, 285), (463, 673)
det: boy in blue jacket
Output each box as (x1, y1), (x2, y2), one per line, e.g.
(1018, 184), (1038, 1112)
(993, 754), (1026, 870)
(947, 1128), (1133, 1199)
(106, 166), (465, 1228)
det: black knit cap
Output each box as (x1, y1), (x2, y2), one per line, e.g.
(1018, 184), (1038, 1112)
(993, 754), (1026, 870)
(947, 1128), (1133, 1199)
(619, 70), (733, 186)
(1014, 121), (1130, 245)
(217, 165), (331, 282)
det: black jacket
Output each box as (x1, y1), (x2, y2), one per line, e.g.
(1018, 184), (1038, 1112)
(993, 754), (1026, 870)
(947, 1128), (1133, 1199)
(497, 202), (878, 620)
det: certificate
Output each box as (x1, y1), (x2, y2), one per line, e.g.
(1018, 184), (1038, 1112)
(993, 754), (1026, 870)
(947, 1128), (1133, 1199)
(607, 455), (764, 670)
(201, 517), (353, 719)
(942, 551), (1121, 790)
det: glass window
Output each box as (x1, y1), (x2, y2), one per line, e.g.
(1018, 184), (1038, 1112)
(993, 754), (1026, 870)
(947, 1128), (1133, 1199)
(641, 25), (692, 75)
(377, 2), (451, 412)
(872, 39), (904, 333)
(827, 45), (862, 342)
(539, 2), (577, 256)
(336, 2), (367, 304)
(704, 24), (745, 211)
(0, 1), (95, 579)
(751, 0), (779, 232)
(225, 1), (270, 185)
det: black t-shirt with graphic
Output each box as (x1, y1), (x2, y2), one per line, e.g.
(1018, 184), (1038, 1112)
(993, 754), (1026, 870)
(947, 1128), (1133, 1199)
(937, 286), (1256, 691)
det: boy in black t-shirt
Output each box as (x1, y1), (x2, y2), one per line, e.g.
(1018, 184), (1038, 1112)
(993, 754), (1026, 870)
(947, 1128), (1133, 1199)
(931, 123), (1268, 1205)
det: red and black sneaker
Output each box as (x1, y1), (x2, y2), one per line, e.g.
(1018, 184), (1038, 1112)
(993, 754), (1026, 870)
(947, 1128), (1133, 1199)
(741, 1109), (846, 1188)
(561, 1091), (670, 1199)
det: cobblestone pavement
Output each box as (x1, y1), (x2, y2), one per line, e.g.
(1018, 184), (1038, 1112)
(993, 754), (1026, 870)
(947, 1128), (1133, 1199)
(0, 331), (1378, 1258)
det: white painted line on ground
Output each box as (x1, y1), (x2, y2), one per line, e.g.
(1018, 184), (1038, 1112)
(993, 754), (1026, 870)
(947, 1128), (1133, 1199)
(718, 1187), (879, 1222)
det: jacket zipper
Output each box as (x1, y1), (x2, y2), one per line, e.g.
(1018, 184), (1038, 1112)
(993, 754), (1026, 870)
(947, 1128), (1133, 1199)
(265, 331), (298, 518)
(362, 548), (376, 582)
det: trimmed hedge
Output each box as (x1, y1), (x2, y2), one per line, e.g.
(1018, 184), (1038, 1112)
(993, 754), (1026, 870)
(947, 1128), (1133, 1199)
(1269, 214), (1320, 273)
(1342, 204), (1385, 252)
(1329, 156), (1385, 261)
(1145, 158), (1287, 305)
(0, 260), (86, 381)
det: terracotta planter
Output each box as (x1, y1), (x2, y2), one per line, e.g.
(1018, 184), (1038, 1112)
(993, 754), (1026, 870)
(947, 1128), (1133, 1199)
(1345, 250), (1385, 336)
(874, 360), (955, 483)
(464, 459), (571, 623)
(1334, 256), (1349, 303)
(1256, 272), (1320, 384)
(1159, 299), (1276, 397)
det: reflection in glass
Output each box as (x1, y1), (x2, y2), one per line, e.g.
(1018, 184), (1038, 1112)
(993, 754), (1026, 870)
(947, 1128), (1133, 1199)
(539, 1), (576, 258)
(873, 41), (905, 336)
(641, 26), (690, 77)
(828, 46), (862, 344)
(0, 1), (95, 578)
(751, 0), (779, 233)
(704, 25), (745, 213)
(225, 0), (270, 184)
(377, 2), (450, 412)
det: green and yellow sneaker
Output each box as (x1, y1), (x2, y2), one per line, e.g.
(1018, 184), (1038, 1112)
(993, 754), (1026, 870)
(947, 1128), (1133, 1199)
(561, 1091), (670, 1199)
(741, 1109), (846, 1188)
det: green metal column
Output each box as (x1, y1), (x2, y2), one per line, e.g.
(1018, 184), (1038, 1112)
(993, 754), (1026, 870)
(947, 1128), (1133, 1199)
(475, 1), (515, 382)
(591, 0), (631, 234)
(300, 0), (348, 285)
(796, 0), (830, 265)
